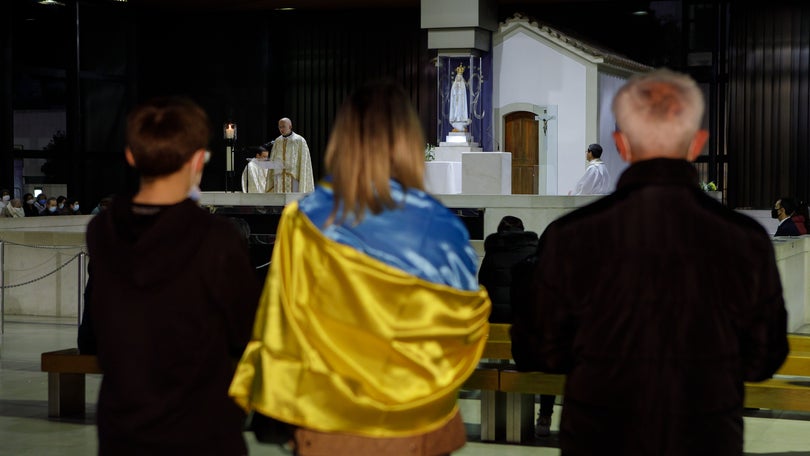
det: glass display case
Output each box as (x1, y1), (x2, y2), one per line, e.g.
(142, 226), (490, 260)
(435, 54), (491, 150)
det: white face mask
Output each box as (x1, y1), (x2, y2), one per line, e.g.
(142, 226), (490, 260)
(73, 204), (80, 211)
(58, 203), (64, 209)
(188, 151), (205, 202)
(2, 195), (9, 202)
(188, 185), (202, 202)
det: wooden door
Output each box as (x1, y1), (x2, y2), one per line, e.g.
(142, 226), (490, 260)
(504, 111), (539, 194)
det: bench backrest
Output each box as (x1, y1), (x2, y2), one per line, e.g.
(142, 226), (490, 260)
(483, 325), (809, 377)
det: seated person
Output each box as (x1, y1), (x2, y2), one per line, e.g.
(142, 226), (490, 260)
(34, 193), (47, 214)
(68, 198), (82, 215)
(478, 215), (538, 324)
(91, 196), (112, 214)
(43, 197), (59, 215)
(56, 195), (69, 214)
(241, 145), (271, 193)
(791, 199), (809, 235)
(3, 198), (24, 218)
(773, 196), (801, 236)
(22, 193), (38, 217)
(0, 189), (10, 211)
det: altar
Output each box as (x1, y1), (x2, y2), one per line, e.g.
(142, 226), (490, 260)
(424, 160), (462, 194)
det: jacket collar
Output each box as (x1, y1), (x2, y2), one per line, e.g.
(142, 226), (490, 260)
(616, 158), (699, 191)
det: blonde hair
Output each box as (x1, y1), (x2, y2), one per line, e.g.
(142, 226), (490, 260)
(612, 68), (704, 157)
(324, 81), (425, 224)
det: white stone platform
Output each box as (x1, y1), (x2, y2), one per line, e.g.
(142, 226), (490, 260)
(433, 131), (483, 162)
(462, 152), (511, 195)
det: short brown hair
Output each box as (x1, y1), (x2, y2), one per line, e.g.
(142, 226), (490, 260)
(126, 96), (210, 177)
(324, 81), (425, 224)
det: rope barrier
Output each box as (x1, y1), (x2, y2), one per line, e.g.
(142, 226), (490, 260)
(0, 252), (84, 289)
(0, 239), (86, 250)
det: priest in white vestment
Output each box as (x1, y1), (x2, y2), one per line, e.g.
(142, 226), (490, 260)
(268, 117), (315, 193)
(571, 143), (611, 195)
(241, 146), (271, 193)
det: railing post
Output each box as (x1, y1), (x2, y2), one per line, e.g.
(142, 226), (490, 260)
(77, 251), (86, 327)
(1, 240), (4, 334)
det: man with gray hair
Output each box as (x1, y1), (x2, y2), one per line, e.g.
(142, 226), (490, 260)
(511, 69), (788, 454)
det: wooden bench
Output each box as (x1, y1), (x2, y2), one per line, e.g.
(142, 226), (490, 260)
(41, 329), (808, 428)
(462, 324), (810, 443)
(40, 348), (102, 417)
(745, 335), (810, 410)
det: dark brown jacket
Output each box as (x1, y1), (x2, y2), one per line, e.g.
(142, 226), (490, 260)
(511, 158), (789, 455)
(85, 197), (259, 456)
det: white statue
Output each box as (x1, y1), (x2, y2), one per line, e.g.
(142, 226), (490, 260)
(449, 64), (469, 132)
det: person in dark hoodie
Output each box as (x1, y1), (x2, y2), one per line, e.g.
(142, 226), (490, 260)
(80, 96), (259, 456)
(478, 215), (538, 324)
(478, 216), (556, 437)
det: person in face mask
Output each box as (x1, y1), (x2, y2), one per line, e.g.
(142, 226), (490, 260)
(22, 193), (39, 217)
(68, 199), (81, 215)
(34, 194), (48, 214)
(43, 197), (60, 215)
(0, 189), (10, 211)
(187, 150), (209, 204)
(80, 96), (258, 456)
(56, 195), (69, 214)
(3, 198), (24, 218)
(772, 196), (801, 237)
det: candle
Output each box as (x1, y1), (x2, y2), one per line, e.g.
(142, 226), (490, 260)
(226, 145), (232, 171)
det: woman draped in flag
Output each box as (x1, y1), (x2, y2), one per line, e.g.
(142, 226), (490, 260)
(230, 80), (491, 455)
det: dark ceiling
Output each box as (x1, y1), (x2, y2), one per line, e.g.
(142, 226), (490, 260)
(128, 0), (621, 12)
(15, 0), (673, 69)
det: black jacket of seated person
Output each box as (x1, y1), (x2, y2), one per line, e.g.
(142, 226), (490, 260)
(83, 195), (259, 456)
(478, 229), (538, 323)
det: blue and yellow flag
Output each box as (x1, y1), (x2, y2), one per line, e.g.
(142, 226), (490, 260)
(229, 202), (491, 437)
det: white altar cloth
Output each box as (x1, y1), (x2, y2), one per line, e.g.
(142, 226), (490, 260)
(424, 160), (462, 194)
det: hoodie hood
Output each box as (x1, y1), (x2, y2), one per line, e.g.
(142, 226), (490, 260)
(87, 196), (213, 288)
(484, 230), (539, 252)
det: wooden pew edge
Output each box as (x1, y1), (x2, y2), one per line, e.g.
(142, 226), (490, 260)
(41, 348), (102, 374)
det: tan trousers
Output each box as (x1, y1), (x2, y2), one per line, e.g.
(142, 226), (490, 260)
(292, 410), (466, 456)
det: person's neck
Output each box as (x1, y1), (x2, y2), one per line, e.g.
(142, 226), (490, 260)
(133, 171), (190, 205)
(282, 131), (293, 138)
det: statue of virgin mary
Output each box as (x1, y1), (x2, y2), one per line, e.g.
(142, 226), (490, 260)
(449, 64), (469, 132)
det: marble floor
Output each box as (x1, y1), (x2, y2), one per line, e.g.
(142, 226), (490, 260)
(1, 316), (809, 455)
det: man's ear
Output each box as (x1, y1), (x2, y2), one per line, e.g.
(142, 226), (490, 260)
(125, 148), (136, 167)
(613, 131), (632, 163)
(191, 149), (206, 171)
(686, 129), (709, 162)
